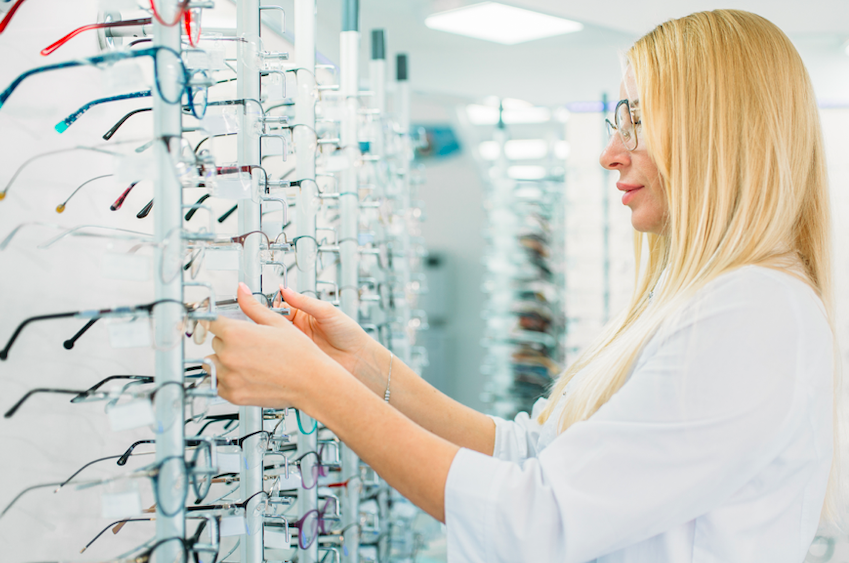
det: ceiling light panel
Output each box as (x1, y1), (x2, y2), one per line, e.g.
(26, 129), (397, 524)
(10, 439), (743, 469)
(425, 2), (583, 45)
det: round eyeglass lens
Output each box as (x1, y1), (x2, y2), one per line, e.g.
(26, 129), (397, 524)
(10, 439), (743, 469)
(150, 537), (188, 563)
(191, 442), (213, 500)
(615, 102), (637, 150)
(188, 69), (209, 120)
(152, 301), (187, 351)
(156, 457), (189, 517)
(299, 510), (319, 549)
(155, 47), (187, 104)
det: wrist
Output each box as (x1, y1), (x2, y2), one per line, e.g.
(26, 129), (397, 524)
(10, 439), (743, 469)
(355, 340), (392, 397)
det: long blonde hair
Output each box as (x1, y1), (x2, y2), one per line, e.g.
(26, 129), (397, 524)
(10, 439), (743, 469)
(539, 9), (841, 518)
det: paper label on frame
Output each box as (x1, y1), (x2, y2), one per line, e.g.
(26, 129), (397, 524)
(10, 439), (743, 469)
(102, 252), (152, 281)
(217, 451), (242, 473)
(264, 528), (291, 549)
(108, 319), (152, 348)
(262, 72), (286, 101)
(102, 62), (147, 95)
(214, 177), (252, 200)
(101, 490), (143, 519)
(220, 515), (248, 537)
(203, 249), (241, 271)
(107, 399), (156, 432)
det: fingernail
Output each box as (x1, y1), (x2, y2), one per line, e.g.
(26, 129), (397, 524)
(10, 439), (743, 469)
(238, 282), (250, 294)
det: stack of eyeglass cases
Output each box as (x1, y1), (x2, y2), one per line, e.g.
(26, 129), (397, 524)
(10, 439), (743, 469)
(0, 0), (430, 562)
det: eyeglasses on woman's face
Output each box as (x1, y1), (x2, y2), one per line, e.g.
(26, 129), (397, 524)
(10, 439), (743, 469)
(605, 98), (642, 151)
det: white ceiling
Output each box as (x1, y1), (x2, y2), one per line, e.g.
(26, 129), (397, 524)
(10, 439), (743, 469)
(263, 0), (849, 113)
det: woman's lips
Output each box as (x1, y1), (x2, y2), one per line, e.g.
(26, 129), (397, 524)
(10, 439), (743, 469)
(617, 183), (644, 206)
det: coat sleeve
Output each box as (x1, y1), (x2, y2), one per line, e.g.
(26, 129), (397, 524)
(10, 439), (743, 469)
(444, 271), (820, 563)
(489, 398), (548, 463)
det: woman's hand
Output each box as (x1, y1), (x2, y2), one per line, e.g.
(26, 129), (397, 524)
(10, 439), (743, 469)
(205, 283), (344, 409)
(274, 285), (385, 387)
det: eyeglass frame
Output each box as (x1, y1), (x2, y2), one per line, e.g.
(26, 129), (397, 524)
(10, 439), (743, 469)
(604, 98), (642, 151)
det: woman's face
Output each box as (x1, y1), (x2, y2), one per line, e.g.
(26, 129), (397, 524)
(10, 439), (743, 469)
(600, 69), (667, 234)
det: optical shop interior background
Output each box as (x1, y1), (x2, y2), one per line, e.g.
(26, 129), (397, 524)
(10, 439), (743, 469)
(1, 0), (849, 562)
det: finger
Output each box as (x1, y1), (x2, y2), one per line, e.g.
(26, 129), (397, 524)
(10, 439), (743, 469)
(237, 282), (289, 327)
(207, 311), (234, 336)
(211, 336), (224, 355)
(280, 286), (333, 319)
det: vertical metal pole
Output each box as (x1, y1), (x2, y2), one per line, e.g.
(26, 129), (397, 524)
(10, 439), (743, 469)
(153, 4), (185, 562)
(295, 1), (318, 562)
(236, 2), (263, 563)
(394, 54), (412, 365)
(370, 31), (390, 562)
(340, 2), (361, 562)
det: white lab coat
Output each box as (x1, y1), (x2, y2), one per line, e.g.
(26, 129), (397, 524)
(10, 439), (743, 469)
(444, 266), (834, 563)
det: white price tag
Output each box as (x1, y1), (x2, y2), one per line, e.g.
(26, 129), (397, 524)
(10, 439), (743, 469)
(204, 249), (241, 271)
(113, 152), (155, 185)
(101, 490), (142, 519)
(217, 451), (242, 473)
(214, 176), (252, 200)
(261, 135), (287, 159)
(201, 107), (241, 135)
(108, 319), (152, 348)
(101, 252), (152, 281)
(102, 62), (147, 95)
(262, 72), (286, 101)
(185, 50), (211, 70)
(264, 528), (291, 549)
(220, 515), (248, 537)
(107, 399), (156, 432)
(324, 153), (349, 172)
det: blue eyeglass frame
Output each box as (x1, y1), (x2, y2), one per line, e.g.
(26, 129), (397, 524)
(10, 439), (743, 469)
(55, 90), (152, 134)
(0, 46), (202, 114)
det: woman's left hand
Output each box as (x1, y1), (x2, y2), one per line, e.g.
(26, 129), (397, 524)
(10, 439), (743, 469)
(205, 282), (338, 409)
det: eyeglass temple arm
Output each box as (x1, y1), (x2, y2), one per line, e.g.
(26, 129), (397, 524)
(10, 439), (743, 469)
(62, 318), (99, 350)
(185, 194), (211, 221)
(0, 222), (64, 251)
(41, 18), (152, 57)
(1, 145), (120, 198)
(0, 0), (26, 34)
(0, 311), (77, 360)
(56, 174), (113, 213)
(218, 203), (238, 223)
(55, 454), (124, 493)
(80, 517), (153, 553)
(55, 90), (152, 133)
(103, 107), (152, 141)
(4, 388), (88, 418)
(137, 198), (154, 218)
(111, 181), (141, 210)
(82, 374), (153, 396)
(0, 481), (63, 519)
(0, 58), (86, 109)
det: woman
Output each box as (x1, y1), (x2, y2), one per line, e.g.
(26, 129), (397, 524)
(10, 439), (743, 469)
(206, 9), (840, 562)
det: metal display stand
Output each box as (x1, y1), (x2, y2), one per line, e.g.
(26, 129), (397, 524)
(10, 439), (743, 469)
(0, 1), (430, 560)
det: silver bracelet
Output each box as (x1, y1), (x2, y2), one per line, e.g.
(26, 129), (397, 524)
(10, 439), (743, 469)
(384, 350), (394, 403)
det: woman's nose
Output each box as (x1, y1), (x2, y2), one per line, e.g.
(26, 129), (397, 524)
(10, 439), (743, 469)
(600, 133), (630, 170)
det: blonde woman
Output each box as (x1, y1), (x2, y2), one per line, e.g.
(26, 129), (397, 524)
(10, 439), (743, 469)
(206, 9), (839, 562)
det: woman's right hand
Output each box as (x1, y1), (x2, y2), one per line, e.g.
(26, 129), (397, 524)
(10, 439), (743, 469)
(274, 286), (382, 384)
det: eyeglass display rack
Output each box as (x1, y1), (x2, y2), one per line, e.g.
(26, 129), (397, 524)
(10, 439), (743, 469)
(0, 0), (428, 561)
(457, 104), (567, 419)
